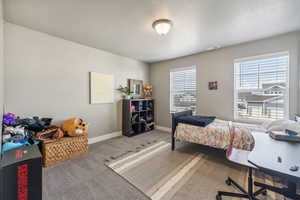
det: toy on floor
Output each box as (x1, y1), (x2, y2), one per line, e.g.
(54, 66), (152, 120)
(146, 122), (154, 131)
(62, 118), (88, 137)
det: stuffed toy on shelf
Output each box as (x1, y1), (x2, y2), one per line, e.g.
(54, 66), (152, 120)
(62, 118), (88, 137)
(143, 85), (153, 99)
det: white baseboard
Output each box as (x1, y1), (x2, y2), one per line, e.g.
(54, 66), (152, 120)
(155, 126), (172, 133)
(88, 131), (122, 144)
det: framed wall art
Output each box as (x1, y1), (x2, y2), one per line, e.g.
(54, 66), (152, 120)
(208, 81), (218, 90)
(128, 79), (143, 99)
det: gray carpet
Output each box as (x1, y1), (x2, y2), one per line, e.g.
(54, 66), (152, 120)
(43, 130), (289, 200)
(43, 130), (170, 200)
(106, 141), (286, 200)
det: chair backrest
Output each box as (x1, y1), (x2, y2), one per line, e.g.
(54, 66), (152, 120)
(226, 121), (236, 158)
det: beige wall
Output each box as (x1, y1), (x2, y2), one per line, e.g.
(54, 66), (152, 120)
(150, 31), (300, 128)
(0, 0), (3, 150)
(4, 22), (149, 138)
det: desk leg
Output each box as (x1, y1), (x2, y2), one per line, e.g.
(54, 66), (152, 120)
(287, 181), (297, 198)
(248, 168), (253, 196)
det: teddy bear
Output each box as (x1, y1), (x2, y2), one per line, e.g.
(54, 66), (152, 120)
(62, 118), (88, 137)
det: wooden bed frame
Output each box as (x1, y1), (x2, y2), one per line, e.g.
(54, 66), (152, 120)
(171, 110), (193, 151)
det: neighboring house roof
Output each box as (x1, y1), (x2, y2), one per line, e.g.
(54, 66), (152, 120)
(238, 82), (286, 104)
(263, 85), (285, 93)
(238, 91), (282, 103)
(262, 82), (286, 90)
(246, 95), (279, 103)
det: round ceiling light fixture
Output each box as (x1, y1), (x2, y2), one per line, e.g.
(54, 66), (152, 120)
(152, 19), (173, 36)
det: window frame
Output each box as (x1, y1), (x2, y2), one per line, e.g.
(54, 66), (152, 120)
(169, 66), (197, 114)
(233, 51), (290, 123)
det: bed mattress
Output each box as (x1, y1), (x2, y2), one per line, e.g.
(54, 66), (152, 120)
(175, 119), (266, 151)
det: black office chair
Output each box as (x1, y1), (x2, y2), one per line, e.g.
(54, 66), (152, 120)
(216, 123), (267, 200)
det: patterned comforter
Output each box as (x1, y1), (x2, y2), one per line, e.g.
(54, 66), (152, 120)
(175, 119), (266, 151)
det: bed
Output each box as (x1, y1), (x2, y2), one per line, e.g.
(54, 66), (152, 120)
(171, 110), (266, 151)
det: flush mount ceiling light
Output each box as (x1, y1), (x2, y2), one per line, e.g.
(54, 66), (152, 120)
(152, 19), (173, 36)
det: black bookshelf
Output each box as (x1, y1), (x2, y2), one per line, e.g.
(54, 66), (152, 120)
(122, 99), (155, 136)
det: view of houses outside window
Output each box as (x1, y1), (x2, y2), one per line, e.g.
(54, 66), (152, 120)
(170, 67), (196, 113)
(234, 53), (289, 120)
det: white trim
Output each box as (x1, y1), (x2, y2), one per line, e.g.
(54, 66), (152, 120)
(285, 54), (290, 119)
(170, 65), (197, 113)
(234, 51), (289, 63)
(170, 65), (196, 72)
(233, 51), (290, 121)
(88, 131), (122, 144)
(156, 126), (172, 133)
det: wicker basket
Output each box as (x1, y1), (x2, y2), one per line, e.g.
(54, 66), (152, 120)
(41, 134), (88, 167)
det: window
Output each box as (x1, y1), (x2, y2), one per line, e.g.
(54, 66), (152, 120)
(234, 52), (289, 121)
(170, 66), (196, 113)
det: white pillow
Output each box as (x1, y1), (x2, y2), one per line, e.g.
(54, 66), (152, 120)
(261, 120), (272, 130)
(295, 115), (300, 122)
(268, 124), (286, 132)
(262, 119), (286, 130)
(267, 120), (296, 132)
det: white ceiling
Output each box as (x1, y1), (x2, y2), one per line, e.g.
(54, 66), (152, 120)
(3, 0), (300, 63)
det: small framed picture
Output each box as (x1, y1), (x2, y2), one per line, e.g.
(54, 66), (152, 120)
(128, 79), (143, 99)
(208, 81), (218, 90)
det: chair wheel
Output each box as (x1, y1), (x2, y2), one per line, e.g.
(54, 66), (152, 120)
(225, 179), (231, 186)
(216, 195), (222, 200)
(262, 190), (267, 196)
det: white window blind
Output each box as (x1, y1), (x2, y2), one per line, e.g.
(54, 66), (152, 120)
(170, 67), (196, 113)
(234, 52), (289, 120)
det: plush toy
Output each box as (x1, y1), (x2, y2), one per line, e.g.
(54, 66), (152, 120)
(62, 118), (88, 137)
(143, 85), (153, 99)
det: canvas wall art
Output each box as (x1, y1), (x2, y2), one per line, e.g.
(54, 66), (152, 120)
(90, 72), (114, 104)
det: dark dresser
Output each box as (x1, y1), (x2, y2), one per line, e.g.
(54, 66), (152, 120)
(122, 99), (154, 136)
